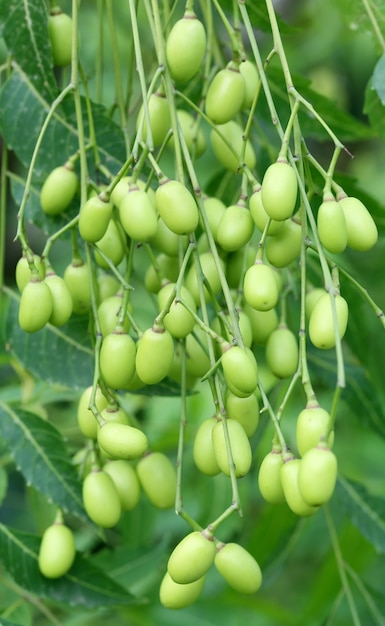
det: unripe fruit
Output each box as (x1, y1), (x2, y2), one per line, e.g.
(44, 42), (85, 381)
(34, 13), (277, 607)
(185, 326), (211, 378)
(317, 198), (347, 253)
(78, 194), (113, 243)
(298, 445), (338, 506)
(94, 219), (126, 268)
(224, 390), (260, 437)
(309, 292), (348, 350)
(167, 531), (216, 584)
(169, 109), (206, 157)
(135, 327), (174, 384)
(338, 195), (378, 251)
(244, 304), (278, 345)
(40, 164), (78, 215)
(48, 11), (73, 67)
(136, 451), (177, 509)
(296, 405), (333, 457)
(150, 217), (188, 257)
(215, 543), (262, 594)
(280, 457), (319, 516)
(100, 405), (131, 426)
(210, 120), (256, 172)
(305, 287), (325, 320)
(202, 196), (227, 241)
(212, 418), (252, 477)
(155, 178), (199, 235)
(185, 251), (224, 304)
(258, 448), (285, 504)
(18, 278), (53, 333)
(136, 92), (171, 147)
(38, 523), (76, 578)
(77, 385), (107, 439)
(145, 253), (180, 293)
(159, 572), (205, 609)
(193, 417), (221, 476)
(45, 271), (73, 326)
(97, 293), (131, 337)
(239, 60), (259, 109)
(98, 422), (148, 460)
(63, 260), (91, 315)
(221, 346), (258, 397)
(166, 13), (206, 83)
(119, 187), (158, 241)
(265, 218), (302, 267)
(157, 282), (196, 339)
(265, 325), (298, 378)
(261, 161), (297, 221)
(216, 203), (254, 252)
(243, 262), (279, 312)
(99, 331), (136, 389)
(206, 63), (245, 124)
(249, 187), (284, 236)
(82, 469), (122, 527)
(103, 460), (141, 511)
(15, 255), (45, 292)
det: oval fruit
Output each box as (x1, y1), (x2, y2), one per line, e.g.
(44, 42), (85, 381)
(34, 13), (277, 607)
(63, 260), (91, 315)
(159, 572), (205, 609)
(97, 422), (148, 460)
(193, 417), (221, 476)
(205, 63), (245, 124)
(150, 217), (188, 257)
(119, 187), (158, 241)
(48, 10), (73, 67)
(103, 460), (141, 511)
(338, 195), (378, 251)
(82, 469), (122, 527)
(136, 451), (177, 509)
(309, 292), (348, 349)
(40, 164), (78, 215)
(77, 385), (107, 439)
(45, 271), (73, 326)
(135, 326), (174, 384)
(280, 456), (319, 516)
(249, 187), (284, 236)
(216, 204), (254, 252)
(239, 60), (259, 109)
(221, 346), (258, 397)
(94, 218), (126, 268)
(215, 542), (262, 594)
(265, 218), (302, 267)
(258, 448), (285, 504)
(224, 390), (260, 437)
(78, 194), (113, 243)
(265, 325), (298, 378)
(185, 251), (224, 305)
(169, 109), (206, 157)
(38, 523), (76, 579)
(136, 92), (171, 147)
(167, 530), (216, 584)
(212, 418), (252, 477)
(261, 161), (297, 221)
(166, 13), (206, 82)
(317, 198), (347, 253)
(296, 405), (333, 457)
(97, 293), (131, 336)
(99, 330), (136, 389)
(244, 304), (278, 345)
(185, 326), (211, 378)
(18, 278), (53, 333)
(155, 178), (199, 235)
(243, 262), (279, 311)
(157, 282), (196, 338)
(15, 254), (45, 292)
(298, 445), (338, 506)
(210, 120), (256, 172)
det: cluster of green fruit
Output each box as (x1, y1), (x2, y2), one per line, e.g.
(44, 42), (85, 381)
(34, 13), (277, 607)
(17, 2), (379, 609)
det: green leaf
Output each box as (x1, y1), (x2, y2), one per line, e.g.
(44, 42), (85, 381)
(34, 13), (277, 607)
(5, 295), (94, 390)
(0, 466), (8, 508)
(0, 403), (87, 522)
(372, 54), (385, 105)
(0, 620), (25, 626)
(0, 523), (136, 608)
(336, 476), (385, 553)
(335, 0), (385, 41)
(364, 77), (385, 140)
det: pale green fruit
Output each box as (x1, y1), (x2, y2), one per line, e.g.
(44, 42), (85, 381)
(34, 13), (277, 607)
(97, 422), (148, 460)
(38, 523), (76, 579)
(298, 445), (338, 506)
(159, 572), (205, 609)
(280, 457), (319, 516)
(167, 531), (216, 584)
(82, 469), (122, 527)
(215, 543), (262, 594)
(103, 460), (141, 511)
(309, 292), (348, 350)
(193, 417), (221, 476)
(212, 419), (252, 477)
(136, 452), (177, 509)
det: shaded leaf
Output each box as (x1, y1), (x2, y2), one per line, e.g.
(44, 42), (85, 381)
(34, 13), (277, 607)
(0, 466), (8, 508)
(372, 54), (385, 105)
(0, 523), (136, 607)
(364, 77), (385, 141)
(0, 620), (24, 626)
(0, 403), (87, 522)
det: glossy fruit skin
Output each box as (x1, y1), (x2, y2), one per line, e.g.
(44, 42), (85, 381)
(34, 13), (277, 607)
(224, 390), (260, 437)
(94, 219), (126, 269)
(265, 218), (302, 268)
(155, 179), (199, 235)
(249, 187), (284, 236)
(296, 405), (333, 457)
(119, 187), (158, 241)
(150, 217), (188, 257)
(18, 279), (53, 333)
(317, 199), (347, 253)
(221, 346), (258, 397)
(48, 11), (73, 67)
(100, 405), (131, 426)
(136, 92), (171, 147)
(103, 460), (141, 511)
(202, 196), (226, 241)
(298, 445), (338, 506)
(63, 261), (91, 315)
(206, 63), (245, 124)
(82, 469), (121, 527)
(97, 293), (131, 337)
(98, 422), (148, 460)
(145, 253), (180, 293)
(305, 287), (325, 320)
(239, 60), (259, 109)
(309, 292), (348, 350)
(265, 326), (299, 378)
(215, 543), (262, 594)
(136, 451), (177, 509)
(216, 204), (254, 252)
(280, 457), (319, 516)
(166, 13), (206, 82)
(99, 331), (136, 390)
(244, 304), (278, 346)
(185, 326), (211, 378)
(135, 327), (174, 384)
(15, 255), (45, 292)
(159, 572), (205, 609)
(243, 263), (279, 312)
(40, 165), (78, 215)
(77, 385), (107, 439)
(169, 109), (206, 157)
(38, 523), (76, 579)
(167, 531), (216, 584)
(258, 448), (285, 504)
(212, 419), (252, 477)
(45, 272), (73, 326)
(193, 417), (221, 476)
(338, 195), (378, 251)
(157, 282), (196, 339)
(78, 194), (113, 243)
(210, 121), (256, 172)
(185, 251), (224, 305)
(261, 161), (297, 221)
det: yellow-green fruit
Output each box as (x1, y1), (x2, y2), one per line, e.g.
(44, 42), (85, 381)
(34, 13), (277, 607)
(216, 204), (254, 252)
(243, 262), (279, 311)
(185, 251), (224, 304)
(205, 63), (245, 124)
(45, 272), (73, 326)
(210, 120), (256, 172)
(136, 451), (177, 509)
(202, 196), (227, 241)
(280, 457), (319, 517)
(119, 187), (158, 242)
(265, 218), (302, 268)
(155, 179), (199, 235)
(97, 293), (131, 337)
(338, 195), (378, 251)
(221, 346), (258, 397)
(185, 326), (211, 378)
(249, 187), (284, 236)
(40, 165), (78, 215)
(150, 217), (188, 257)
(157, 282), (196, 338)
(145, 253), (180, 293)
(135, 327), (174, 384)
(296, 405), (333, 457)
(63, 261), (91, 315)
(215, 543), (262, 594)
(99, 331), (136, 389)
(78, 195), (113, 243)
(169, 109), (206, 157)
(103, 460), (141, 511)
(224, 390), (260, 437)
(159, 572), (205, 609)
(97, 422), (148, 460)
(298, 445), (338, 506)
(38, 523), (76, 579)
(100, 405), (131, 426)
(94, 219), (126, 269)
(18, 279), (53, 333)
(309, 292), (348, 350)
(77, 385), (107, 439)
(212, 419), (252, 477)
(258, 448), (285, 504)
(15, 255), (45, 292)
(82, 469), (122, 527)
(317, 199), (347, 253)
(48, 11), (73, 67)
(305, 287), (325, 320)
(261, 161), (297, 221)
(265, 326), (298, 378)
(193, 417), (221, 476)
(167, 531), (216, 584)
(136, 92), (171, 147)
(166, 13), (206, 83)
(239, 60), (259, 109)
(244, 304), (278, 346)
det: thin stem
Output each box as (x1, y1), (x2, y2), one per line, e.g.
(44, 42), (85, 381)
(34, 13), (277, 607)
(361, 0), (385, 53)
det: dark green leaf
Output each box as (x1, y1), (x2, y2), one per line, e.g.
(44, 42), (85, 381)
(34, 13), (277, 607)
(334, 0), (385, 42)
(0, 403), (87, 522)
(372, 54), (385, 105)
(0, 466), (8, 508)
(0, 523), (136, 607)
(364, 77), (385, 140)
(0, 620), (24, 626)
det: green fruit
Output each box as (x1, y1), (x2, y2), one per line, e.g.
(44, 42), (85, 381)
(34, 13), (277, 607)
(119, 187), (158, 241)
(136, 451), (177, 509)
(136, 92), (171, 147)
(103, 460), (141, 511)
(221, 346), (258, 397)
(296, 405), (333, 457)
(63, 260), (91, 315)
(94, 218), (126, 268)
(265, 218), (302, 267)
(215, 543), (262, 594)
(193, 417), (221, 476)
(261, 161), (297, 221)
(309, 292), (348, 349)
(135, 327), (174, 384)
(157, 282), (196, 338)
(98, 422), (148, 460)
(216, 203), (254, 252)
(212, 418), (252, 477)
(40, 164), (78, 215)
(249, 187), (284, 235)
(338, 195), (378, 251)
(166, 13), (206, 82)
(258, 448), (285, 504)
(265, 325), (298, 378)
(150, 217), (188, 257)
(298, 445), (338, 506)
(317, 199), (347, 253)
(206, 63), (245, 124)
(185, 251), (224, 304)
(97, 293), (131, 336)
(167, 530), (216, 584)
(100, 405), (131, 426)
(210, 120), (256, 172)
(48, 11), (73, 67)
(15, 254), (45, 292)
(78, 194), (113, 243)
(224, 390), (260, 437)
(202, 196), (227, 241)
(99, 331), (136, 389)
(45, 271), (73, 326)
(38, 523), (76, 579)
(280, 457), (319, 516)
(97, 273), (120, 301)
(244, 304), (278, 345)
(305, 287), (325, 320)
(82, 469), (121, 527)
(77, 385), (107, 439)
(185, 326), (211, 378)
(145, 253), (180, 293)
(159, 572), (205, 609)
(239, 59), (259, 109)
(243, 262), (279, 311)
(155, 179), (199, 235)
(18, 278), (53, 333)
(226, 246), (256, 290)
(169, 109), (206, 157)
